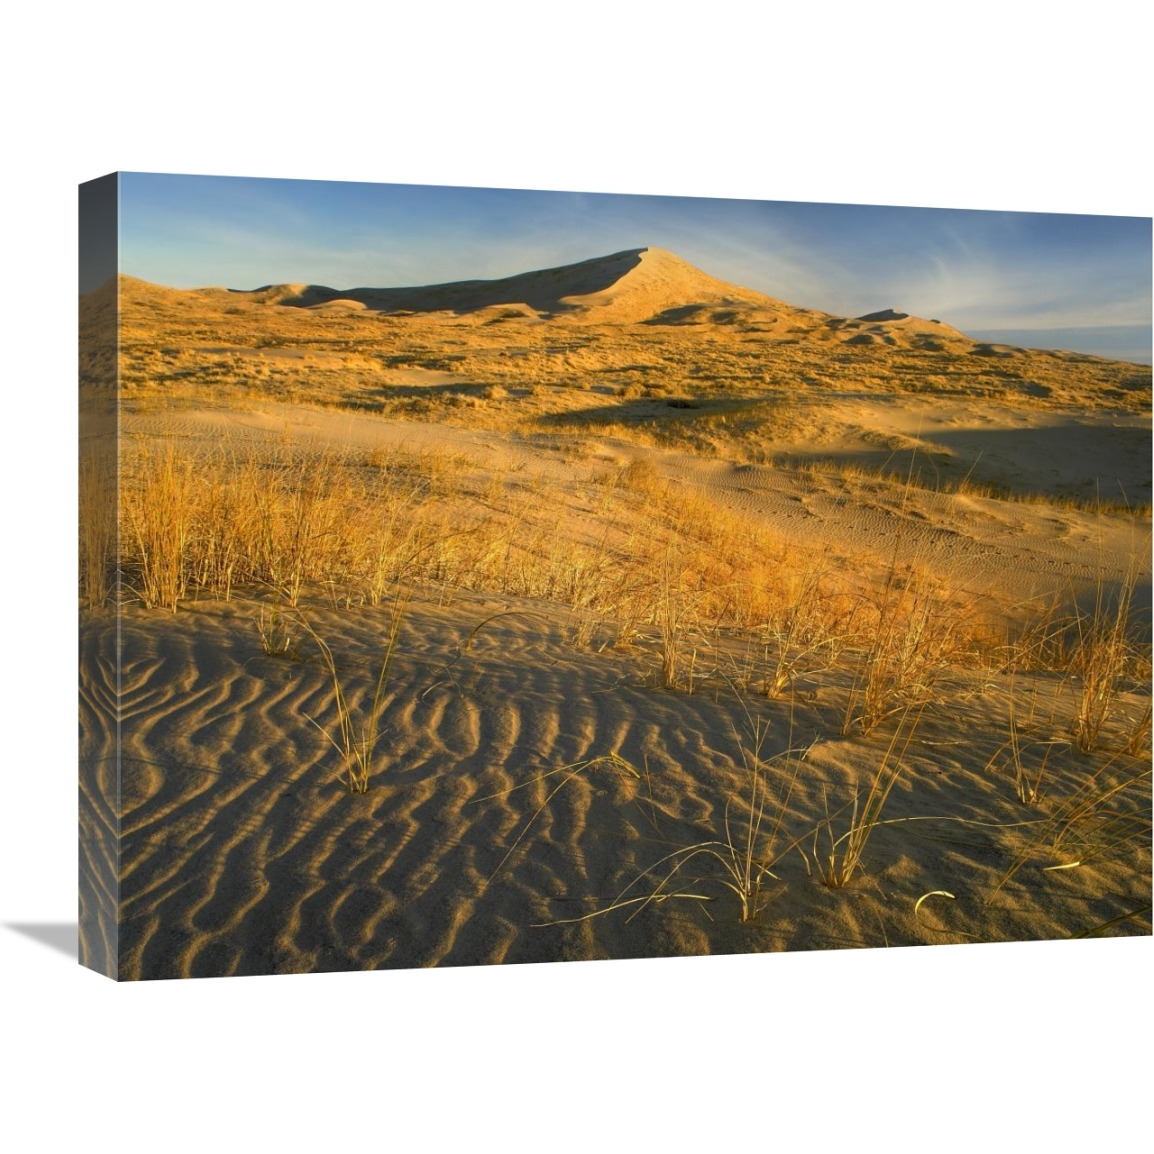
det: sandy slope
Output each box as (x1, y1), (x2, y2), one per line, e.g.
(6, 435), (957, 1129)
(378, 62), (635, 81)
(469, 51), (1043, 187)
(80, 588), (1149, 979)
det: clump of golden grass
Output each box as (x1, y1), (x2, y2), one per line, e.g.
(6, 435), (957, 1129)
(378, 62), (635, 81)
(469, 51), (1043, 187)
(841, 560), (969, 736)
(1123, 698), (1152, 756)
(755, 558), (850, 698)
(830, 460), (980, 736)
(979, 561), (1150, 757)
(654, 545), (707, 691)
(119, 442), (448, 610)
(79, 450), (116, 610)
(984, 677), (1066, 805)
(299, 590), (409, 794)
(993, 596), (1069, 675)
(670, 711), (808, 922)
(122, 445), (193, 611)
(815, 709), (921, 887)
(617, 456), (660, 493)
(256, 602), (300, 660)
(1069, 569), (1143, 754)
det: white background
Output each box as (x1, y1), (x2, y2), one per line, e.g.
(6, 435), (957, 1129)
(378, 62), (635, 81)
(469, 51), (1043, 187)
(1, 3), (1149, 1149)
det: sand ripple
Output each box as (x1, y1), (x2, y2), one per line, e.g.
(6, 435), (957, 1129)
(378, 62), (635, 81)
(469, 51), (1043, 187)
(104, 592), (1150, 979)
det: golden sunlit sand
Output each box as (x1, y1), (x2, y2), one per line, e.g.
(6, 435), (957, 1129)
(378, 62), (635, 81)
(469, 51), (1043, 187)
(80, 247), (1151, 978)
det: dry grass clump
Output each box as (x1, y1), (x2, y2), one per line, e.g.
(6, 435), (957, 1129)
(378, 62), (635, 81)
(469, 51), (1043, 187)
(988, 566), (1151, 756)
(611, 480), (850, 692)
(983, 678), (1067, 806)
(119, 443), (450, 609)
(816, 710), (920, 886)
(653, 544), (708, 691)
(842, 560), (974, 737)
(122, 445), (194, 611)
(1122, 698), (1152, 757)
(1068, 570), (1145, 754)
(753, 558), (855, 698)
(299, 592), (408, 794)
(617, 456), (660, 494)
(256, 602), (301, 659)
(79, 450), (116, 610)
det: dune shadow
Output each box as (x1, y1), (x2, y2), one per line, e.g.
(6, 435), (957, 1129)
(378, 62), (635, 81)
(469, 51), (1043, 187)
(787, 423), (1150, 503)
(532, 406), (1151, 504)
(927, 424), (1152, 502)
(242, 250), (649, 318)
(642, 304), (744, 326)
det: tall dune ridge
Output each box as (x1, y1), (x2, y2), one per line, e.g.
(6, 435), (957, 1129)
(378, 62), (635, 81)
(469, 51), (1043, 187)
(83, 245), (1152, 978)
(238, 247), (788, 323)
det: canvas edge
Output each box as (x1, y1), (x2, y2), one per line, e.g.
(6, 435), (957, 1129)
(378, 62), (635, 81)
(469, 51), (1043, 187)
(78, 172), (121, 980)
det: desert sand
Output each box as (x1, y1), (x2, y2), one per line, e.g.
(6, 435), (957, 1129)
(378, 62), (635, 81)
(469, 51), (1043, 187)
(80, 248), (1151, 978)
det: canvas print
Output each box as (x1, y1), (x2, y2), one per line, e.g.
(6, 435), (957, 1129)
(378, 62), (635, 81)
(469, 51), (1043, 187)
(79, 173), (1151, 980)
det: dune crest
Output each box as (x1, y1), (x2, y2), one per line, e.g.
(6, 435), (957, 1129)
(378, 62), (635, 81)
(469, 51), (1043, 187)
(219, 246), (788, 324)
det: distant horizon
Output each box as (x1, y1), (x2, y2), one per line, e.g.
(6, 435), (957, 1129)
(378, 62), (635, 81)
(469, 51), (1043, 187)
(966, 326), (1151, 366)
(114, 173), (1153, 364)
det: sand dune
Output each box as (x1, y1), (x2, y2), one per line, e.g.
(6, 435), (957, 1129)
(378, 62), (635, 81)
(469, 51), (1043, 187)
(229, 247), (782, 324)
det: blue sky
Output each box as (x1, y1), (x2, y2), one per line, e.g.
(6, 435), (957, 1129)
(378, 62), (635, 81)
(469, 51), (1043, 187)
(119, 172), (1152, 363)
